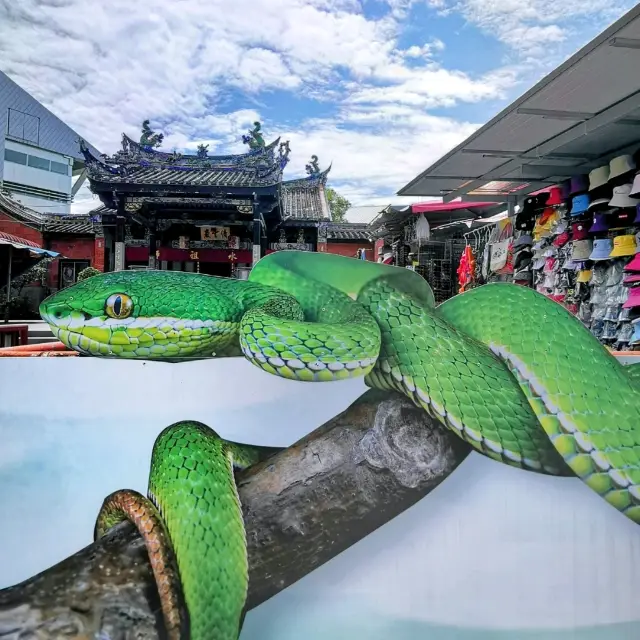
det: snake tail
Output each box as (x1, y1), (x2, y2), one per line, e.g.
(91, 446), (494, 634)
(96, 421), (262, 640)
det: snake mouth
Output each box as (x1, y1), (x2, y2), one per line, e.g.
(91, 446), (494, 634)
(41, 309), (239, 358)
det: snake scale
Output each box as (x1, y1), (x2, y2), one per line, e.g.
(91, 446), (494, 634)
(39, 250), (640, 639)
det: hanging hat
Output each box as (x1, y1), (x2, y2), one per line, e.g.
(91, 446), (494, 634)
(513, 234), (533, 248)
(634, 204), (640, 225)
(630, 171), (640, 197)
(609, 154), (636, 181)
(610, 208), (635, 229)
(590, 212), (610, 234)
(588, 198), (609, 210)
(553, 231), (570, 247)
(609, 235), (638, 258)
(624, 254), (640, 272)
(623, 287), (640, 309)
(589, 238), (614, 261)
(571, 221), (590, 240)
(576, 269), (592, 283)
(624, 274), (640, 284)
(571, 239), (593, 261)
(532, 257), (546, 270)
(544, 186), (563, 206)
(513, 252), (532, 270)
(560, 179), (572, 200)
(513, 269), (533, 282)
(609, 183), (637, 208)
(569, 175), (589, 196)
(570, 194), (590, 216)
(588, 165), (610, 191)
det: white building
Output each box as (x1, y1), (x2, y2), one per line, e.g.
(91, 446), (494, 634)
(0, 71), (100, 215)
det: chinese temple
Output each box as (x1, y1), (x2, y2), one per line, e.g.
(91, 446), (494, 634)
(81, 121), (332, 277)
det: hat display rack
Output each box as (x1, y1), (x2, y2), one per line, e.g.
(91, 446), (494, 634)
(506, 152), (640, 351)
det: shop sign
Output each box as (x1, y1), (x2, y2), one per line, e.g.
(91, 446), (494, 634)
(190, 251), (200, 260)
(269, 242), (313, 251)
(178, 236), (189, 249)
(114, 242), (125, 271)
(200, 226), (231, 241)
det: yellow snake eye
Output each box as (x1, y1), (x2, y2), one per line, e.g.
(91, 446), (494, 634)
(105, 293), (133, 319)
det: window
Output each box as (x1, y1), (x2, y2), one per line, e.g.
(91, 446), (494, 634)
(4, 149), (27, 165)
(27, 155), (50, 171)
(59, 260), (90, 289)
(50, 160), (69, 175)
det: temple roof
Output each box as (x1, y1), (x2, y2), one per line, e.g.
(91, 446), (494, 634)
(325, 222), (372, 240)
(0, 190), (98, 235)
(80, 121), (292, 191)
(281, 165), (331, 221)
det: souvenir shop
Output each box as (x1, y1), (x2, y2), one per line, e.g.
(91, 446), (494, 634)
(457, 153), (640, 351)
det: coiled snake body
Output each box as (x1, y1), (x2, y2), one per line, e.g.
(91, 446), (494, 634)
(40, 251), (640, 639)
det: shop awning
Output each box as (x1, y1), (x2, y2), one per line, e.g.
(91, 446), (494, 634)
(398, 5), (640, 202)
(0, 231), (60, 257)
(370, 200), (505, 236)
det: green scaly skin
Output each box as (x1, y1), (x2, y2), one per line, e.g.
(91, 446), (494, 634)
(39, 250), (640, 639)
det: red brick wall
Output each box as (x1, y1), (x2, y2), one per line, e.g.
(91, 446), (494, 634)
(94, 237), (105, 272)
(325, 242), (373, 260)
(47, 235), (96, 288)
(0, 212), (43, 246)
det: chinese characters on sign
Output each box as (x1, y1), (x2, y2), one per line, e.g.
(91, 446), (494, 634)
(200, 226), (230, 241)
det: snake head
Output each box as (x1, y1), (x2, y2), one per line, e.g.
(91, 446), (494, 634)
(39, 270), (240, 359)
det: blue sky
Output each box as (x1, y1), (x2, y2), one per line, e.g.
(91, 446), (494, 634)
(0, 0), (636, 213)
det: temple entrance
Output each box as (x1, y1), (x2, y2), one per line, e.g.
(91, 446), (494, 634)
(198, 262), (232, 277)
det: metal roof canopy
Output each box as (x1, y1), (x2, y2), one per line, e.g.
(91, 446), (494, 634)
(398, 5), (640, 203)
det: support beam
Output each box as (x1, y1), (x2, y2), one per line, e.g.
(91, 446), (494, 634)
(608, 37), (640, 49)
(516, 108), (592, 121)
(460, 149), (597, 161)
(71, 169), (87, 197)
(252, 194), (261, 268)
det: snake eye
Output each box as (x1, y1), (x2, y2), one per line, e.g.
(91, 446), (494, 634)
(105, 293), (133, 319)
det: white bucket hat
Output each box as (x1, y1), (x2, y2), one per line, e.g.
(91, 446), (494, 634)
(588, 198), (610, 210)
(630, 171), (640, 197)
(609, 183), (636, 208)
(588, 165), (609, 191)
(609, 154), (636, 181)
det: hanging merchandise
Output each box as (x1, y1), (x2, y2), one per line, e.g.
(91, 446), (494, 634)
(457, 244), (476, 293)
(415, 213), (431, 243)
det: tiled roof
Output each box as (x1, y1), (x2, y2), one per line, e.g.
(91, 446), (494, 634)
(81, 132), (291, 189)
(281, 168), (331, 221)
(0, 190), (97, 235)
(325, 223), (372, 240)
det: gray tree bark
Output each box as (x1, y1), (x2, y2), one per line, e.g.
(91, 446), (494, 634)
(0, 389), (470, 639)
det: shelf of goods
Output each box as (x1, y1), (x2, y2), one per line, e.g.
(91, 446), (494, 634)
(458, 153), (640, 351)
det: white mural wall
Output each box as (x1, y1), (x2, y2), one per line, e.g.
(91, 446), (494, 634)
(1, 357), (640, 639)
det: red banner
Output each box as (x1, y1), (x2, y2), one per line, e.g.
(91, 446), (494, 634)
(125, 247), (252, 263)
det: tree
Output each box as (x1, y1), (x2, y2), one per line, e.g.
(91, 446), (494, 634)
(77, 267), (101, 281)
(325, 187), (351, 223)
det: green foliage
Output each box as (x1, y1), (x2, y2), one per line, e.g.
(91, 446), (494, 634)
(0, 257), (53, 319)
(325, 187), (351, 223)
(77, 266), (101, 281)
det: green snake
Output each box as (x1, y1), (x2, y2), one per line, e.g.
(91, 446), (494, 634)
(39, 250), (640, 639)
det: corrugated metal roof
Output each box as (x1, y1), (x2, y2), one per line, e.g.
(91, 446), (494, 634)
(399, 5), (640, 201)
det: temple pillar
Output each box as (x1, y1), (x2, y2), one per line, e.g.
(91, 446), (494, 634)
(114, 198), (125, 271)
(252, 196), (261, 268)
(148, 216), (157, 270)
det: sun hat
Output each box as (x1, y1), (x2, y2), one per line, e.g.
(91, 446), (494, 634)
(609, 183), (637, 208)
(553, 231), (570, 247)
(623, 287), (640, 309)
(590, 212), (609, 233)
(544, 186), (564, 206)
(514, 252), (532, 270)
(570, 194), (590, 215)
(571, 239), (593, 261)
(588, 165), (610, 191)
(569, 175), (589, 196)
(631, 323), (640, 344)
(577, 269), (592, 283)
(513, 269), (533, 282)
(624, 273), (640, 284)
(532, 257), (546, 270)
(609, 234), (638, 258)
(589, 238), (613, 261)
(610, 208), (635, 229)
(630, 172), (640, 197)
(624, 253), (640, 272)
(513, 234), (533, 248)
(588, 198), (609, 210)
(571, 221), (590, 240)
(609, 154), (636, 181)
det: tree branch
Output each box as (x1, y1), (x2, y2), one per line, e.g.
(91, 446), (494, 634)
(0, 389), (470, 639)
